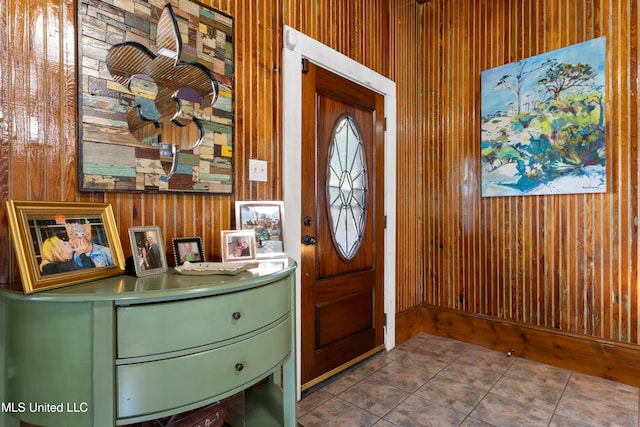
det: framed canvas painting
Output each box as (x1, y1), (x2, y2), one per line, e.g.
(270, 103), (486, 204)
(481, 37), (606, 197)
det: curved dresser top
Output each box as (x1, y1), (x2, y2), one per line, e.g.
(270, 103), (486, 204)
(0, 259), (296, 304)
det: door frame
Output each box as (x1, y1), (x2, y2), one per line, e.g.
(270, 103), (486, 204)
(281, 26), (397, 397)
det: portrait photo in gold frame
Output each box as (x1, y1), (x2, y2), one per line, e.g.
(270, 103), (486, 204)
(6, 200), (126, 294)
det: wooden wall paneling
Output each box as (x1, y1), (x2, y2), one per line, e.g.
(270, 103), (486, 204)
(107, 193), (131, 257)
(418, 0), (640, 348)
(443, 0), (455, 311)
(625, 0), (637, 344)
(469, 0), (481, 316)
(260, 0), (277, 199)
(583, 195), (594, 335)
(257, 0), (280, 201)
(459, 0), (472, 314)
(9, 0), (34, 202)
(405, 1), (414, 310)
(0, 0), (400, 297)
(1, 0), (13, 285)
(245, 0), (257, 201)
(410, 0), (423, 311)
(27, 0), (46, 202)
(422, 0), (440, 311)
(8, 0), (640, 374)
(611, 0), (631, 343)
(44, 0), (61, 201)
(232, 0), (248, 201)
(633, 0), (640, 344)
(394, 0), (422, 312)
(620, 0), (638, 344)
(410, 0), (422, 311)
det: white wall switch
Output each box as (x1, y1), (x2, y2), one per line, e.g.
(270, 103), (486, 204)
(249, 159), (268, 182)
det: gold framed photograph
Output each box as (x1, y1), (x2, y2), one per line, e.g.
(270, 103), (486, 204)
(172, 237), (205, 266)
(128, 226), (168, 277)
(221, 230), (257, 263)
(6, 200), (126, 294)
(235, 201), (285, 258)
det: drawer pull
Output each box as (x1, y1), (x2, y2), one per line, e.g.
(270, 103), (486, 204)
(235, 363), (244, 372)
(232, 312), (242, 320)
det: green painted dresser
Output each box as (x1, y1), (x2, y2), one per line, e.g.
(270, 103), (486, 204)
(0, 260), (296, 427)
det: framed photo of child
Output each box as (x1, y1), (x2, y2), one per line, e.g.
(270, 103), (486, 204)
(221, 230), (257, 263)
(172, 237), (205, 266)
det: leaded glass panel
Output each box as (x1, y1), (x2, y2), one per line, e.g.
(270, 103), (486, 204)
(327, 116), (368, 260)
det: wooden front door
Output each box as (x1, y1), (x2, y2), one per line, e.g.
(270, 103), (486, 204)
(300, 61), (386, 389)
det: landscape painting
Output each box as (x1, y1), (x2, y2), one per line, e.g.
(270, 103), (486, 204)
(481, 37), (606, 197)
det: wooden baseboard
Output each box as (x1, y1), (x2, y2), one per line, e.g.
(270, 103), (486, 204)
(394, 305), (425, 344)
(396, 304), (640, 387)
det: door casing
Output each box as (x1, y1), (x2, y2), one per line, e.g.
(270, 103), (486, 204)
(281, 25), (397, 398)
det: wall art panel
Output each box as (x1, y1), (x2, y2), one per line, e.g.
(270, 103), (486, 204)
(481, 37), (606, 197)
(78, 0), (234, 193)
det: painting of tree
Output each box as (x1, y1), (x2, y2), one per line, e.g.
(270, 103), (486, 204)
(481, 37), (606, 197)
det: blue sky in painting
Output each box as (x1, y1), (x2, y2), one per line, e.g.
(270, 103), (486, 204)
(481, 36), (606, 117)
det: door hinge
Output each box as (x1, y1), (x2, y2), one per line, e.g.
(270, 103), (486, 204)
(384, 313), (387, 327)
(302, 58), (309, 73)
(384, 215), (387, 229)
(383, 117), (387, 131)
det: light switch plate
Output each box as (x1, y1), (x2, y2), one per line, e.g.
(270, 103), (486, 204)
(249, 159), (268, 182)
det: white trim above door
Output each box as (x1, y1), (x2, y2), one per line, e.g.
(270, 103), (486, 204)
(281, 26), (397, 398)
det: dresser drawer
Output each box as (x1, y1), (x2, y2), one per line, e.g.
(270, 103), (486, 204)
(116, 278), (290, 358)
(117, 317), (291, 419)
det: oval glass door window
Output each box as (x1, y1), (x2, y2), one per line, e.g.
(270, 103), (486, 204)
(327, 115), (368, 260)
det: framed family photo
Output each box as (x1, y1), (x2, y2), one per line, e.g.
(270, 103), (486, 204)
(235, 201), (285, 258)
(172, 237), (205, 266)
(221, 230), (256, 263)
(128, 226), (168, 277)
(5, 200), (126, 294)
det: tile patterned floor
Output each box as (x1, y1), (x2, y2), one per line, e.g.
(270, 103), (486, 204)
(297, 333), (640, 427)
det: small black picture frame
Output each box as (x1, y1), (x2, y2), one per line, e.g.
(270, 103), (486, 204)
(172, 237), (205, 266)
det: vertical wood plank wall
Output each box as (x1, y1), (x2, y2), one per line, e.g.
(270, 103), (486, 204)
(0, 0), (423, 299)
(423, 0), (640, 345)
(2, 0), (640, 350)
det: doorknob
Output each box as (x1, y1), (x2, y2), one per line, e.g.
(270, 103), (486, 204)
(303, 234), (317, 245)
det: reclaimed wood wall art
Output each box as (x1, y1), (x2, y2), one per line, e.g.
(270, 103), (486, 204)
(78, 0), (234, 194)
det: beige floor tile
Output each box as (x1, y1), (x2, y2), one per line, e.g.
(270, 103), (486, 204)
(414, 375), (487, 415)
(297, 396), (380, 427)
(555, 391), (638, 427)
(383, 394), (467, 427)
(469, 391), (552, 426)
(297, 333), (640, 427)
(368, 359), (436, 392)
(338, 376), (409, 417)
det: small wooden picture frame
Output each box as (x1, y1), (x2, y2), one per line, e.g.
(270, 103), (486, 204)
(128, 226), (168, 277)
(221, 230), (257, 263)
(172, 237), (205, 266)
